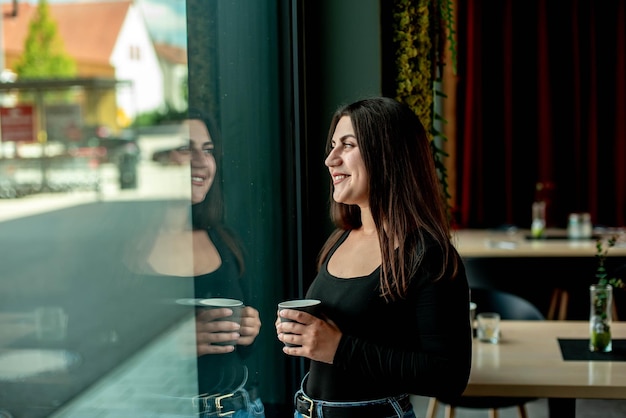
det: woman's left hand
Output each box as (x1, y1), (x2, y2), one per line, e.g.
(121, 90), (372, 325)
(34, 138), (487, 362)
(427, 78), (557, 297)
(237, 306), (261, 346)
(195, 305), (261, 355)
(276, 309), (342, 364)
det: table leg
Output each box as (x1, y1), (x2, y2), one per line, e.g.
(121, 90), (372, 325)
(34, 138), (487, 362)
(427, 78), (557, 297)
(548, 398), (575, 418)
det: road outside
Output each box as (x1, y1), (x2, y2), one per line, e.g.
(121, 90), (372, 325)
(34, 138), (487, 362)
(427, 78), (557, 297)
(0, 130), (191, 223)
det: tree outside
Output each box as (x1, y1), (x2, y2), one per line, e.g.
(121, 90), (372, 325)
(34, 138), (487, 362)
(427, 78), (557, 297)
(14, 0), (76, 79)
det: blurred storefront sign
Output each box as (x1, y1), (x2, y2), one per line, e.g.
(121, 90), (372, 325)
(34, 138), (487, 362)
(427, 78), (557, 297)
(0, 104), (36, 143)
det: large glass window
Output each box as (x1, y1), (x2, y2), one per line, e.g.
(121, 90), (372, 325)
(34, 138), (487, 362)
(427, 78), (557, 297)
(0, 0), (297, 416)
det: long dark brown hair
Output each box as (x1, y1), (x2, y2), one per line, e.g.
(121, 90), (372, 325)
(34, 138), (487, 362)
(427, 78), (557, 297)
(187, 108), (245, 276)
(317, 97), (458, 300)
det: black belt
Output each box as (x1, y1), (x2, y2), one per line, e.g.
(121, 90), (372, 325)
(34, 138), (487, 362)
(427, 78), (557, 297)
(295, 392), (411, 418)
(196, 388), (258, 417)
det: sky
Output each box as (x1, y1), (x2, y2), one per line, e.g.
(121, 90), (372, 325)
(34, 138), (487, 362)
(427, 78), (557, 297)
(4, 0), (188, 47)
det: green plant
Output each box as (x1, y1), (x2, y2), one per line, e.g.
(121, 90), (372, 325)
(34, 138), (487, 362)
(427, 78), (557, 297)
(132, 105), (189, 127)
(593, 235), (623, 320)
(595, 235), (624, 289)
(590, 235), (624, 352)
(391, 0), (456, 218)
(14, 0), (76, 79)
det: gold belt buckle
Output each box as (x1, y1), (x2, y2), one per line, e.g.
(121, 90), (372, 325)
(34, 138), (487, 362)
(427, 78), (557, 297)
(215, 393), (235, 417)
(300, 393), (314, 418)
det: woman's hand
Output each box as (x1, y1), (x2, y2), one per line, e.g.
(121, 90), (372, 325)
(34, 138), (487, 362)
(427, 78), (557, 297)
(237, 306), (261, 346)
(275, 309), (342, 364)
(196, 306), (262, 355)
(196, 307), (241, 355)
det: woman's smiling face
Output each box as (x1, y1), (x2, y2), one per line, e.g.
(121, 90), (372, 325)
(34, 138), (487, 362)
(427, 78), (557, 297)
(176, 119), (217, 204)
(324, 116), (369, 207)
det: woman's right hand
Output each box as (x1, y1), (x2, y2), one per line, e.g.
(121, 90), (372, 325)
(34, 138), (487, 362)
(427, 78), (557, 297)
(276, 308), (342, 364)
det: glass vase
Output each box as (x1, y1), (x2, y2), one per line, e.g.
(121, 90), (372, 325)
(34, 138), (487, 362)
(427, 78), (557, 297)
(589, 284), (613, 352)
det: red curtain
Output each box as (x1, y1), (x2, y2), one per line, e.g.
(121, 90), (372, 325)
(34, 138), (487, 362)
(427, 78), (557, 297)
(455, 0), (626, 229)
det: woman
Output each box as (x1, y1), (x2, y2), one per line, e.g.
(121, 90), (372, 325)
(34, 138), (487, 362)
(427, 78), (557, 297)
(148, 110), (265, 417)
(276, 97), (471, 417)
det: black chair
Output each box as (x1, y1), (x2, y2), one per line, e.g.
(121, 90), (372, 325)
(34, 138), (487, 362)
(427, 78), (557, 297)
(426, 288), (545, 418)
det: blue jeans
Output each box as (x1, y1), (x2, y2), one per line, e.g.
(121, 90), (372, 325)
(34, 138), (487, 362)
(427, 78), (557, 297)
(294, 407), (415, 418)
(197, 389), (265, 418)
(233, 397), (265, 418)
(293, 391), (415, 418)
(292, 372), (415, 418)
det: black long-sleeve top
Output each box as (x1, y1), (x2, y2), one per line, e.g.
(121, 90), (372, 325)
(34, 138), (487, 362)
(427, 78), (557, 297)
(305, 230), (472, 401)
(194, 227), (256, 394)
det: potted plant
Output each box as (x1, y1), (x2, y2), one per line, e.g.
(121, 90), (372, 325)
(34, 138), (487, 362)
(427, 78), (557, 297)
(590, 235), (624, 352)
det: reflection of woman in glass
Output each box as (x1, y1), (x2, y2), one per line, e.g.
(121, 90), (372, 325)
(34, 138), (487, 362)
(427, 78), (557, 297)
(151, 110), (264, 417)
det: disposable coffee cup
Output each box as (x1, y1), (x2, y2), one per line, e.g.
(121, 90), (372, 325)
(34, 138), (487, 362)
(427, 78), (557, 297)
(278, 299), (322, 347)
(199, 298), (244, 346)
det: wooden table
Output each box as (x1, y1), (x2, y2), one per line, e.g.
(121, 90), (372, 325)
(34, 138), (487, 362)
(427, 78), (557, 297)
(451, 229), (626, 320)
(464, 320), (626, 417)
(453, 228), (626, 258)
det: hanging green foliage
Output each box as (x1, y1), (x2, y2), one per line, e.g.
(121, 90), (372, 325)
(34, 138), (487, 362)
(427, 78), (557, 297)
(392, 0), (456, 216)
(393, 0), (433, 131)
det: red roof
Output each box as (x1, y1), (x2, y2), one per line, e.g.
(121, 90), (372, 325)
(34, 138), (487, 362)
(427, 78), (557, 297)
(154, 42), (187, 65)
(3, 1), (132, 65)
